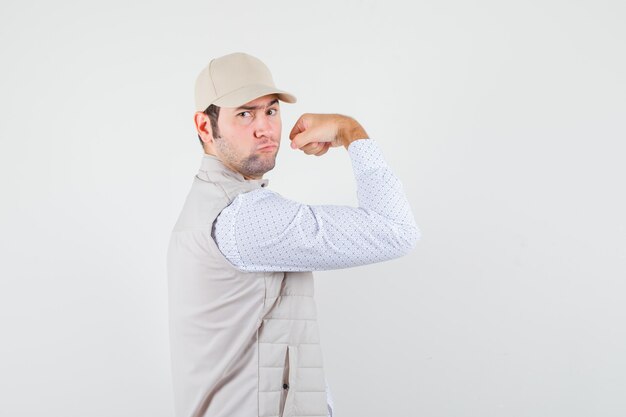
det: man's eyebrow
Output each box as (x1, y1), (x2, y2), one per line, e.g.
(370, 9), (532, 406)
(234, 98), (279, 112)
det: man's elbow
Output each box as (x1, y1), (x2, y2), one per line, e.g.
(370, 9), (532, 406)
(396, 224), (421, 255)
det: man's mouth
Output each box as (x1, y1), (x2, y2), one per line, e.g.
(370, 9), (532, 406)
(257, 143), (277, 151)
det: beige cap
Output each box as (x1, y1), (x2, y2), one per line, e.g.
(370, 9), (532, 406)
(194, 52), (297, 111)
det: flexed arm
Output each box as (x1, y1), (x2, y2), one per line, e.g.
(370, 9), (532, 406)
(212, 114), (420, 272)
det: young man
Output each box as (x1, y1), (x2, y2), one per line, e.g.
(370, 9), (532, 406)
(168, 52), (420, 417)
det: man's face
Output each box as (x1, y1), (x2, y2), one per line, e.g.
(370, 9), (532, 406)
(211, 94), (282, 180)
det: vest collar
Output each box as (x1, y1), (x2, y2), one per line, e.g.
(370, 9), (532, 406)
(199, 153), (270, 189)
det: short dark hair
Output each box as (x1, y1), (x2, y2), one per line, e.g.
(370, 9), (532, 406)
(198, 104), (220, 145)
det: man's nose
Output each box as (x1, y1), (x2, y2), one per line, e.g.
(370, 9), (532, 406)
(254, 114), (273, 137)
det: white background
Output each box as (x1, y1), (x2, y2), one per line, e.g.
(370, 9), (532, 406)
(1, 1), (625, 416)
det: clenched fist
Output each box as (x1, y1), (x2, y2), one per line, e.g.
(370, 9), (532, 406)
(288, 114), (369, 156)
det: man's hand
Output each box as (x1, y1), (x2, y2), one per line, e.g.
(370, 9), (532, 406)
(288, 114), (369, 156)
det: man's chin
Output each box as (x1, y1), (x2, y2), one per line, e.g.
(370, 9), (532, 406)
(243, 156), (276, 177)
(263, 159), (276, 173)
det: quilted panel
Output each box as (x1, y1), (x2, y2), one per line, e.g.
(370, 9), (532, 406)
(258, 273), (328, 417)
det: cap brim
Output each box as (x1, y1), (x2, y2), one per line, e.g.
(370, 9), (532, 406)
(211, 84), (297, 108)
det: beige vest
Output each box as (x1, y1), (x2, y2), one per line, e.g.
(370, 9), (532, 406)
(168, 154), (329, 417)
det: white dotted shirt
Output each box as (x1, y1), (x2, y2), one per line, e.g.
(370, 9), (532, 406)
(212, 138), (420, 272)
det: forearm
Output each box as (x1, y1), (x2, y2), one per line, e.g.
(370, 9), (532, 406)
(349, 139), (418, 230)
(351, 139), (420, 258)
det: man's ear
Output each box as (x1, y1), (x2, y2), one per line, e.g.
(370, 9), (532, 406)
(194, 111), (214, 144)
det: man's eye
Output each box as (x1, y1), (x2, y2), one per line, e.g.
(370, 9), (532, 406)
(267, 108), (278, 115)
(238, 111), (252, 118)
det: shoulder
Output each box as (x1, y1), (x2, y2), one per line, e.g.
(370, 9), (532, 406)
(229, 188), (300, 212)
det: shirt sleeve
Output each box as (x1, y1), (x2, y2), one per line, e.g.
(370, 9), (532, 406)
(212, 138), (420, 272)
